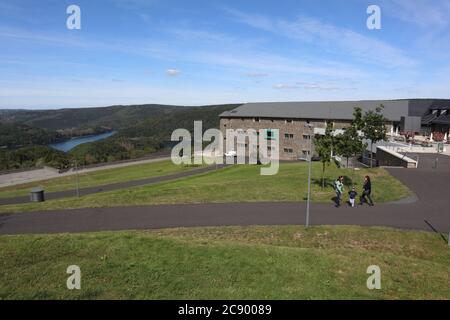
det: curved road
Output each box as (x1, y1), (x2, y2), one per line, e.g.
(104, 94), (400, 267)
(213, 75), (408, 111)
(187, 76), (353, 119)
(0, 154), (449, 235)
(0, 165), (222, 206)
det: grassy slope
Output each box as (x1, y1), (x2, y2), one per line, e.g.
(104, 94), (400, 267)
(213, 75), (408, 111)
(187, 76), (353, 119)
(0, 160), (204, 199)
(0, 162), (411, 213)
(0, 226), (449, 299)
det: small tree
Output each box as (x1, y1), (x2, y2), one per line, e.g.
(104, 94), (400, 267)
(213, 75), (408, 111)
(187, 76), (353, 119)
(335, 126), (365, 168)
(335, 107), (367, 168)
(362, 105), (387, 167)
(314, 122), (334, 188)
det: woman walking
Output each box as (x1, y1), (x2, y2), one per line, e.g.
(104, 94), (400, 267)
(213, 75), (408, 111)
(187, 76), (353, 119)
(334, 176), (344, 207)
(360, 175), (374, 206)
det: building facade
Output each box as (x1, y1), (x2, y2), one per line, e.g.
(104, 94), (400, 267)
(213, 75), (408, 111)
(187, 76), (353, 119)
(219, 99), (450, 161)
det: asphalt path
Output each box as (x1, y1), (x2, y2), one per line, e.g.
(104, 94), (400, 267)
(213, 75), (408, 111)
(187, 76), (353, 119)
(0, 165), (221, 206)
(0, 154), (449, 235)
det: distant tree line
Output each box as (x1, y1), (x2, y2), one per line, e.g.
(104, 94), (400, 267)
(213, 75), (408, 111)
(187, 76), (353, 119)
(0, 104), (239, 171)
(0, 146), (70, 171)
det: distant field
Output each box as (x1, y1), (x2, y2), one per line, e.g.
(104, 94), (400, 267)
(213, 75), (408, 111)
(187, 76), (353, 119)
(0, 159), (204, 199)
(0, 162), (412, 213)
(1, 226), (448, 299)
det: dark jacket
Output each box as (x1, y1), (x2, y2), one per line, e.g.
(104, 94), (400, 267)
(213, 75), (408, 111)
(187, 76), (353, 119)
(363, 181), (372, 193)
(348, 190), (358, 199)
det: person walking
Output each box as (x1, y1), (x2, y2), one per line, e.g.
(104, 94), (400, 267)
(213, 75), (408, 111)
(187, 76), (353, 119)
(360, 175), (374, 206)
(334, 176), (344, 207)
(348, 187), (358, 207)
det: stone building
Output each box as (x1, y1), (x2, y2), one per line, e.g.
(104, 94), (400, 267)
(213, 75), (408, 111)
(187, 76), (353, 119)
(219, 99), (450, 161)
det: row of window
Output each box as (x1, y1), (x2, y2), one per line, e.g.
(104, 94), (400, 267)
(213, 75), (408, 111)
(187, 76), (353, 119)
(284, 133), (311, 139)
(283, 148), (311, 155)
(221, 128), (311, 141)
(254, 118), (296, 124)
(233, 145), (311, 155)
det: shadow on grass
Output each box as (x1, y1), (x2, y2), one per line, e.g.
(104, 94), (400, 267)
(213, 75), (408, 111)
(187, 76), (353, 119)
(312, 176), (359, 188)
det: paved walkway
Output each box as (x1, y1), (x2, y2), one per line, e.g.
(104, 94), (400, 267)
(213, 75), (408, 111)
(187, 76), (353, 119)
(0, 165), (221, 205)
(0, 151), (170, 188)
(0, 154), (449, 235)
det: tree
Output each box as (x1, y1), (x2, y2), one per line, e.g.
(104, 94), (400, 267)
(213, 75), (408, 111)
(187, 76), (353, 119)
(335, 126), (365, 168)
(314, 122), (334, 188)
(361, 105), (387, 167)
(335, 107), (367, 168)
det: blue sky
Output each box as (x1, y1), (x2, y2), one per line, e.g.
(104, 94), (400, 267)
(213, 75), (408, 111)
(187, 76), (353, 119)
(1, 0), (450, 109)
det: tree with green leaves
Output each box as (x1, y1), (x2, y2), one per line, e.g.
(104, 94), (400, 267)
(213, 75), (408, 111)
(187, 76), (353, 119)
(361, 105), (387, 167)
(335, 107), (367, 169)
(335, 125), (366, 168)
(314, 122), (334, 188)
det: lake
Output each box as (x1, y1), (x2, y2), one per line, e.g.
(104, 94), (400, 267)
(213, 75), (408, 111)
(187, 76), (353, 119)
(50, 131), (116, 152)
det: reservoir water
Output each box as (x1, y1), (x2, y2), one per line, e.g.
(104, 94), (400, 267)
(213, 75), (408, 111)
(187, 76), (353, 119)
(50, 131), (116, 152)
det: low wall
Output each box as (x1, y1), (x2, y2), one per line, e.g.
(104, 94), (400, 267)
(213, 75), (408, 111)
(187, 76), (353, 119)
(376, 146), (417, 168)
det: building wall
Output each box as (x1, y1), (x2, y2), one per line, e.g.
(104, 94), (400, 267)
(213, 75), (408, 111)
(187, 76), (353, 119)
(220, 117), (353, 161)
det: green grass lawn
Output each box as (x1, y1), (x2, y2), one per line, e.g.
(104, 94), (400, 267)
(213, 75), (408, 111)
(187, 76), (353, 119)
(0, 159), (204, 199)
(1, 225), (449, 299)
(0, 162), (411, 214)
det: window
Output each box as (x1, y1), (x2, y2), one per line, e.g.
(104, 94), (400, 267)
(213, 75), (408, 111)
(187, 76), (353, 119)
(286, 119), (293, 124)
(266, 129), (276, 140)
(284, 148), (294, 153)
(302, 150), (311, 156)
(254, 117), (260, 122)
(284, 133), (294, 139)
(303, 134), (311, 140)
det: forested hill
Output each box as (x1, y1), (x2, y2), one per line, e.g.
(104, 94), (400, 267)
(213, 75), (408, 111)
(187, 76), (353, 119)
(0, 123), (62, 148)
(0, 103), (240, 171)
(0, 104), (239, 131)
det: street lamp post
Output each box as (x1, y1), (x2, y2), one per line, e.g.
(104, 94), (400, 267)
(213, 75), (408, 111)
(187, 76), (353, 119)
(305, 124), (314, 228)
(448, 226), (450, 246)
(74, 160), (80, 198)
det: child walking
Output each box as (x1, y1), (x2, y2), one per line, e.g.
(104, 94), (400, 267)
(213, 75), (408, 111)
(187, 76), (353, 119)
(348, 187), (358, 207)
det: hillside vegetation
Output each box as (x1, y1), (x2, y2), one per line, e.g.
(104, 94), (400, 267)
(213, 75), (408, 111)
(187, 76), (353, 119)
(0, 104), (239, 170)
(0, 146), (70, 172)
(1, 104), (238, 131)
(1, 226), (449, 299)
(0, 163), (411, 213)
(0, 123), (62, 148)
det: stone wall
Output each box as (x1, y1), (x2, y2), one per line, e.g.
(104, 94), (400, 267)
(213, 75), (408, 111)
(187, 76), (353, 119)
(220, 117), (353, 161)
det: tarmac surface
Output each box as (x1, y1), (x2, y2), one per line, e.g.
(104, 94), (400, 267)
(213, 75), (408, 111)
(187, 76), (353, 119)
(0, 165), (220, 206)
(0, 150), (172, 188)
(0, 153), (449, 235)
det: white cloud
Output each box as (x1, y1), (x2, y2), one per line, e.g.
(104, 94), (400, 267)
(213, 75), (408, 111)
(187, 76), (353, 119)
(245, 72), (269, 78)
(194, 51), (367, 78)
(300, 82), (340, 91)
(273, 84), (300, 90)
(227, 9), (417, 68)
(166, 69), (181, 76)
(382, 0), (450, 28)
(273, 82), (340, 91)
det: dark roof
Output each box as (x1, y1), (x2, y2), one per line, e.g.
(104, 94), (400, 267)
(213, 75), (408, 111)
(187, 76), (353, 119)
(433, 114), (450, 125)
(421, 113), (438, 125)
(220, 99), (450, 122)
